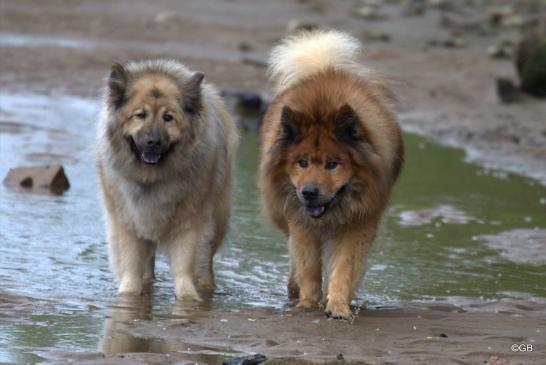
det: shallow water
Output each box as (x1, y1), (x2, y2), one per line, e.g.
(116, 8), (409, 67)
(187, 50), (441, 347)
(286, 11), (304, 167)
(0, 94), (545, 364)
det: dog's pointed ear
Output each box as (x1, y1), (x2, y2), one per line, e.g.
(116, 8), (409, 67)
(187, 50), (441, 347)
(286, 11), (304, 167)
(183, 72), (204, 114)
(108, 63), (128, 109)
(280, 106), (300, 142)
(335, 104), (362, 143)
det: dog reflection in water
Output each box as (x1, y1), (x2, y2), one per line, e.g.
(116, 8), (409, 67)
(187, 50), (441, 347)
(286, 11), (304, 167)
(99, 295), (223, 363)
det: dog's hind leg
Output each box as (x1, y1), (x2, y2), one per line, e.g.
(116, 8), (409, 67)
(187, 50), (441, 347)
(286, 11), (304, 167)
(143, 245), (156, 286)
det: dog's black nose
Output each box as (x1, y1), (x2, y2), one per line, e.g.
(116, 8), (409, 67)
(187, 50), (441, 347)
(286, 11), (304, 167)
(146, 138), (161, 148)
(301, 185), (319, 201)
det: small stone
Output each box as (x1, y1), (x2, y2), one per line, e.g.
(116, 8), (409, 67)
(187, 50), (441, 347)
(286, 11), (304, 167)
(3, 165), (70, 194)
(237, 42), (253, 52)
(496, 78), (522, 103)
(85, 304), (99, 312)
(286, 19), (320, 34)
(361, 30), (391, 42)
(402, 0), (426, 16)
(489, 5), (514, 26)
(501, 14), (525, 28)
(241, 56), (267, 68)
(265, 339), (279, 346)
(427, 0), (450, 11)
(443, 37), (465, 48)
(352, 5), (383, 20)
(222, 354), (267, 365)
(153, 11), (178, 24)
(487, 43), (513, 59)
(517, 33), (546, 97)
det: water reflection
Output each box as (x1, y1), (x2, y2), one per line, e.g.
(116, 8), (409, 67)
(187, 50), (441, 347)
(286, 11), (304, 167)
(99, 295), (233, 364)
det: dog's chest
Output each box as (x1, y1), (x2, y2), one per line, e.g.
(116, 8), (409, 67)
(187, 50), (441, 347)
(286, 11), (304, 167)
(120, 180), (186, 241)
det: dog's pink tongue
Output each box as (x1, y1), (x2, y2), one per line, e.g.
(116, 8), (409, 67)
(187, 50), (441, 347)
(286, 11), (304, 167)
(141, 152), (161, 164)
(307, 205), (325, 217)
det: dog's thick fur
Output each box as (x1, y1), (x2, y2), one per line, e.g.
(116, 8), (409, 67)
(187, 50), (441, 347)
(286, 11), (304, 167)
(259, 31), (404, 320)
(97, 60), (239, 300)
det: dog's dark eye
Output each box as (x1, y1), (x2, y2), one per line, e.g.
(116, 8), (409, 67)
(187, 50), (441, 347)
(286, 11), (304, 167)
(135, 111), (147, 119)
(325, 161), (338, 170)
(163, 113), (173, 122)
(298, 159), (309, 168)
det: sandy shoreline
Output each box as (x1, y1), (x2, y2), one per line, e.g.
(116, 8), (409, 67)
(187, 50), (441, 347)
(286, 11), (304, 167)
(28, 297), (544, 365)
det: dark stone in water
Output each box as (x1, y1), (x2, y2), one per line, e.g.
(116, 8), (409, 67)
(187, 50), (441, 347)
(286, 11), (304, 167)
(517, 33), (546, 97)
(3, 165), (70, 194)
(496, 78), (522, 103)
(222, 90), (269, 132)
(223, 354), (268, 365)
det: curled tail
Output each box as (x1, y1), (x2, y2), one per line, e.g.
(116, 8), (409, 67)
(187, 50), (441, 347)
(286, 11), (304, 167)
(268, 30), (367, 94)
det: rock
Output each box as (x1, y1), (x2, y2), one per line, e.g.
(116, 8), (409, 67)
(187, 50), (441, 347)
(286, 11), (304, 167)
(352, 5), (384, 20)
(428, 37), (465, 49)
(3, 165), (70, 194)
(443, 37), (465, 48)
(496, 78), (522, 103)
(402, 0), (426, 16)
(427, 0), (450, 11)
(222, 90), (268, 132)
(241, 56), (268, 68)
(286, 19), (320, 34)
(153, 11), (178, 25)
(262, 358), (371, 365)
(516, 33), (546, 97)
(223, 354), (267, 365)
(488, 5), (514, 26)
(487, 40), (514, 59)
(361, 30), (391, 42)
(238, 42), (253, 52)
(489, 6), (526, 28)
(500, 14), (525, 28)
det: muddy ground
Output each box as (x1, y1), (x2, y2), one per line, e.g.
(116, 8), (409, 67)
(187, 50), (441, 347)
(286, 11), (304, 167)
(1, 0), (546, 364)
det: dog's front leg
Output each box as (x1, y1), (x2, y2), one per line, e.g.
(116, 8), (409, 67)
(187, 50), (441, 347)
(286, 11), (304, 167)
(108, 221), (155, 295)
(167, 227), (204, 302)
(288, 223), (322, 309)
(324, 224), (377, 320)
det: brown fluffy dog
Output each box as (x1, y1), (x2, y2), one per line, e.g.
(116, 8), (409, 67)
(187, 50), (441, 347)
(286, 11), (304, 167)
(259, 31), (404, 320)
(97, 60), (239, 300)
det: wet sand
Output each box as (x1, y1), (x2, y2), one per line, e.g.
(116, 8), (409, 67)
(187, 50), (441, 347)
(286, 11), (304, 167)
(32, 297), (546, 365)
(1, 0), (546, 364)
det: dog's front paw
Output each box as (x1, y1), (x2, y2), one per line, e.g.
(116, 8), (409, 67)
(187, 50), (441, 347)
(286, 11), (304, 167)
(296, 298), (319, 310)
(177, 292), (203, 302)
(175, 277), (202, 302)
(325, 301), (353, 321)
(118, 278), (144, 296)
